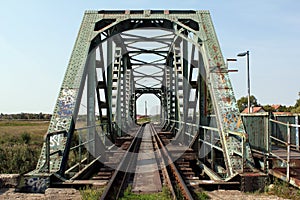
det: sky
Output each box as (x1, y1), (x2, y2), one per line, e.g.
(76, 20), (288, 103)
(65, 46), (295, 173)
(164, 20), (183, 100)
(0, 0), (299, 114)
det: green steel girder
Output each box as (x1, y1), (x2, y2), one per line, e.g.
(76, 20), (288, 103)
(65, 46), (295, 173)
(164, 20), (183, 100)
(112, 47), (123, 136)
(173, 42), (184, 138)
(22, 10), (257, 193)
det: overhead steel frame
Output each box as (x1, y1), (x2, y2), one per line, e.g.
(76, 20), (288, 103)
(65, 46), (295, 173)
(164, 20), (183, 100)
(20, 10), (258, 193)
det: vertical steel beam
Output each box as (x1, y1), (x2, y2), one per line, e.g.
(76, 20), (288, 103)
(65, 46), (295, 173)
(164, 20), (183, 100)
(198, 11), (255, 176)
(182, 38), (189, 143)
(107, 39), (113, 138)
(87, 50), (96, 158)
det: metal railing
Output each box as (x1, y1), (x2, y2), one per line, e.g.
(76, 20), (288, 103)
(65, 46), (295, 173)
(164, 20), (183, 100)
(167, 118), (247, 167)
(44, 123), (109, 174)
(45, 130), (66, 173)
(269, 119), (300, 181)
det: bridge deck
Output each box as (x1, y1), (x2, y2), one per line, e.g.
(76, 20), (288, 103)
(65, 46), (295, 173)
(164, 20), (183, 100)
(269, 145), (300, 188)
(271, 146), (300, 159)
(132, 124), (162, 193)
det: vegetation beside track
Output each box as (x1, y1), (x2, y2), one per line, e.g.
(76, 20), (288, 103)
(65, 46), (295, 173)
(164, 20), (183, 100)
(0, 120), (48, 174)
(80, 186), (105, 200)
(266, 178), (300, 200)
(120, 185), (172, 200)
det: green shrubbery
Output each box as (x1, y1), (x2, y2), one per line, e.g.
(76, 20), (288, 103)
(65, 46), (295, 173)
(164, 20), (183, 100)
(0, 132), (41, 174)
(266, 178), (300, 200)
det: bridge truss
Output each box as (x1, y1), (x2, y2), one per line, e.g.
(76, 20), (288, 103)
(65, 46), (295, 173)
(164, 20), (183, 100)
(20, 10), (262, 192)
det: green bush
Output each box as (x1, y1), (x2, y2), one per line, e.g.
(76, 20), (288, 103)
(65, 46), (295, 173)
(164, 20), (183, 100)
(21, 132), (31, 144)
(267, 178), (300, 200)
(0, 143), (40, 174)
(0, 133), (40, 174)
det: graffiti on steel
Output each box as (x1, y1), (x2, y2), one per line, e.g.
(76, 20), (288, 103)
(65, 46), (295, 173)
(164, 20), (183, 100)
(49, 88), (76, 132)
(24, 176), (49, 193)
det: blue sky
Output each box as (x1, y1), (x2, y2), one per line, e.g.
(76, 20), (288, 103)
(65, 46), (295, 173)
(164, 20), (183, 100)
(0, 0), (299, 114)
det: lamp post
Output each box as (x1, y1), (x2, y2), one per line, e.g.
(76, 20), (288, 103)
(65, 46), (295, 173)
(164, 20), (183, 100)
(237, 51), (250, 113)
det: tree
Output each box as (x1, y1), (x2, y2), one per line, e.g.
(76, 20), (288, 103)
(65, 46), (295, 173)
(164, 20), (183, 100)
(237, 95), (259, 112)
(262, 105), (275, 113)
(38, 112), (44, 120)
(291, 97), (300, 113)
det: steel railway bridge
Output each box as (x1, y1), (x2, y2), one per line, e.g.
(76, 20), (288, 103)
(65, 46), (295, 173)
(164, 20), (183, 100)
(18, 10), (269, 194)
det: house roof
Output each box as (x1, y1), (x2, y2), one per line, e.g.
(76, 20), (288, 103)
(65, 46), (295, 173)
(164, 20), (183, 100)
(273, 112), (293, 116)
(242, 106), (265, 114)
(272, 104), (281, 110)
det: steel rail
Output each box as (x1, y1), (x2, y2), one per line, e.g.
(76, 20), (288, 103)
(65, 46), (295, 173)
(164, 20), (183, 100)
(150, 123), (194, 200)
(150, 125), (177, 199)
(100, 124), (144, 200)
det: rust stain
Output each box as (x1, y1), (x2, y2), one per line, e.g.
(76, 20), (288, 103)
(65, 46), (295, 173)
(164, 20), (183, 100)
(212, 44), (218, 53)
(236, 118), (242, 129)
(202, 24), (207, 33)
(293, 177), (300, 186)
(222, 97), (231, 103)
(220, 74), (225, 83)
(223, 116), (229, 124)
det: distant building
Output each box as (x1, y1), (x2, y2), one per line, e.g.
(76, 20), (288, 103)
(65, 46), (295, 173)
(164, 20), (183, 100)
(242, 106), (266, 114)
(271, 104), (281, 112)
(273, 112), (293, 116)
(271, 105), (292, 115)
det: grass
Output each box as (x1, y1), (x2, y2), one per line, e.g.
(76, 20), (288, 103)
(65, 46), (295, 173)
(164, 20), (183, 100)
(80, 186), (105, 200)
(119, 185), (172, 200)
(0, 120), (48, 126)
(136, 117), (151, 125)
(0, 120), (49, 174)
(266, 178), (300, 200)
(195, 191), (210, 200)
(0, 120), (48, 144)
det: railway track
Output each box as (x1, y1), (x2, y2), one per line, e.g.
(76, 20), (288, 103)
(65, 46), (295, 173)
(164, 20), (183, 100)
(99, 123), (195, 199)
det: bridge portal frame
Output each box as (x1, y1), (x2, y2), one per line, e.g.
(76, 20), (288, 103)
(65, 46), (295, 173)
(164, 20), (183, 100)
(21, 10), (256, 193)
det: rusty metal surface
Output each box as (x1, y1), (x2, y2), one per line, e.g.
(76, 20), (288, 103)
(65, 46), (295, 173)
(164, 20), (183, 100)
(241, 113), (270, 153)
(272, 114), (300, 146)
(271, 146), (300, 160)
(150, 124), (194, 199)
(199, 12), (255, 176)
(270, 168), (300, 189)
(240, 172), (268, 192)
(100, 125), (144, 200)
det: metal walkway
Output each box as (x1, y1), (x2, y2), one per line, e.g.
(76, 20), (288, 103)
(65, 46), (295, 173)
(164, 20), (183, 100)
(243, 113), (300, 189)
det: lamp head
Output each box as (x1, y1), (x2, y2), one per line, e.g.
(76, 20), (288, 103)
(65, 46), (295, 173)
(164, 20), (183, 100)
(237, 52), (248, 57)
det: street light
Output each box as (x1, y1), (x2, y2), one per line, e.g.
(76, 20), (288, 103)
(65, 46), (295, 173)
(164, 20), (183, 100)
(237, 51), (250, 113)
